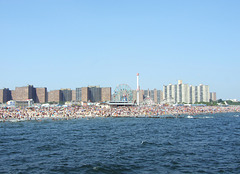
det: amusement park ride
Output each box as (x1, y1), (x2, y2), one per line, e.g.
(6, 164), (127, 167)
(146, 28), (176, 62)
(108, 73), (154, 107)
(109, 73), (140, 106)
(136, 73), (140, 105)
(112, 84), (133, 102)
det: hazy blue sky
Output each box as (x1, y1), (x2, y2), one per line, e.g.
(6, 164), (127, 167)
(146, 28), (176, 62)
(0, 0), (239, 100)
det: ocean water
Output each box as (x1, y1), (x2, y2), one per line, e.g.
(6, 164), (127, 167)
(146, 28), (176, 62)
(0, 113), (240, 174)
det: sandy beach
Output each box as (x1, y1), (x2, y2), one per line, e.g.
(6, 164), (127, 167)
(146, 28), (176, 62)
(0, 105), (240, 122)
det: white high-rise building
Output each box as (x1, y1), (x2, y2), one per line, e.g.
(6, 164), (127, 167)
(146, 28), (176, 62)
(197, 84), (209, 102)
(189, 85), (195, 104)
(182, 84), (190, 103)
(163, 80), (210, 104)
(176, 82), (189, 104)
(163, 84), (176, 104)
(163, 85), (167, 103)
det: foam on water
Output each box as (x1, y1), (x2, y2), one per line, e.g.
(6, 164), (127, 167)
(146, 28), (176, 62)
(186, 115), (193, 118)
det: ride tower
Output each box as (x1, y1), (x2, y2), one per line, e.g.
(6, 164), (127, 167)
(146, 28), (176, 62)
(137, 73), (140, 105)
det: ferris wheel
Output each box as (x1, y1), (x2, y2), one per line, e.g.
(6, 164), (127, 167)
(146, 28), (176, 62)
(112, 84), (133, 102)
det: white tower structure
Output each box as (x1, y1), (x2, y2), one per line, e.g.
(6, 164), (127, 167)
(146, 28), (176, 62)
(136, 73), (140, 105)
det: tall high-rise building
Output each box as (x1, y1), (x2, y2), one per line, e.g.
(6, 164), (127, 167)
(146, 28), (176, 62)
(181, 84), (190, 103)
(155, 89), (163, 104)
(48, 90), (62, 103)
(133, 89), (144, 103)
(143, 90), (149, 99)
(88, 86), (101, 102)
(159, 90), (163, 103)
(9, 85), (47, 103)
(163, 84), (177, 103)
(210, 92), (217, 101)
(133, 89), (162, 104)
(101, 87), (111, 102)
(189, 85), (196, 104)
(61, 89), (72, 102)
(0, 88), (11, 103)
(153, 89), (158, 104)
(151, 89), (162, 104)
(76, 88), (82, 102)
(197, 84), (209, 102)
(72, 90), (76, 102)
(139, 90), (144, 102)
(35, 87), (47, 103)
(194, 86), (198, 103)
(79, 86), (110, 102)
(81, 87), (88, 102)
(163, 85), (167, 103)
(163, 80), (210, 104)
(12, 85), (35, 101)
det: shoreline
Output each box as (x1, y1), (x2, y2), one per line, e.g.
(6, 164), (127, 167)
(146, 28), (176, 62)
(1, 108), (239, 122)
(1, 105), (240, 122)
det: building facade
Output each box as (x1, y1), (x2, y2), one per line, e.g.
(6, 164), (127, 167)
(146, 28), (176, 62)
(9, 85), (48, 103)
(210, 92), (217, 101)
(78, 86), (111, 103)
(163, 80), (210, 104)
(81, 87), (89, 102)
(189, 86), (196, 104)
(197, 84), (209, 102)
(12, 85), (35, 101)
(163, 84), (177, 104)
(101, 87), (111, 102)
(88, 86), (101, 102)
(133, 89), (162, 104)
(48, 90), (62, 103)
(35, 87), (47, 103)
(132, 89), (144, 104)
(0, 88), (11, 103)
(72, 90), (76, 102)
(61, 89), (72, 102)
(76, 88), (82, 102)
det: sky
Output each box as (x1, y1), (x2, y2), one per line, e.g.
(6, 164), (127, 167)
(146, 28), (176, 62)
(0, 0), (240, 100)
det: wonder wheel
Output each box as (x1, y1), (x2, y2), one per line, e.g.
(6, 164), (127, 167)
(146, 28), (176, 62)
(112, 84), (133, 102)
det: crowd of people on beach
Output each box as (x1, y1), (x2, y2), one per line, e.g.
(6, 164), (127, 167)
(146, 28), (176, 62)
(0, 105), (240, 122)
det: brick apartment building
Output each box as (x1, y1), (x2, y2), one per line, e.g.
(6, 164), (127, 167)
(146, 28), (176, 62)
(0, 85), (47, 104)
(48, 90), (62, 103)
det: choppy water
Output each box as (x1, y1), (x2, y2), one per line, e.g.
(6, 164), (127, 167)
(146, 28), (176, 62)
(0, 113), (240, 174)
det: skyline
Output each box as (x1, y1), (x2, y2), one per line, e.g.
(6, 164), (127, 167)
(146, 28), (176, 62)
(0, 79), (216, 96)
(1, 1), (240, 100)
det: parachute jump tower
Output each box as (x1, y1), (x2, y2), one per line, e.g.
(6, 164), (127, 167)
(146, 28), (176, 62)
(137, 73), (140, 105)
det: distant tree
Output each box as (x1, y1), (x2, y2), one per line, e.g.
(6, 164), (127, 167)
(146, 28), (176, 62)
(217, 99), (223, 103)
(226, 100), (240, 105)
